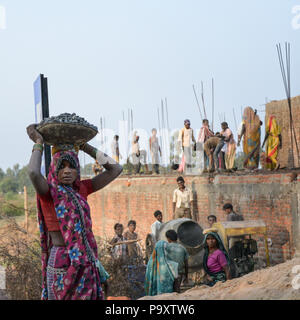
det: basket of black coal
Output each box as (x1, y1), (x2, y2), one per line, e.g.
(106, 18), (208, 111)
(36, 113), (98, 147)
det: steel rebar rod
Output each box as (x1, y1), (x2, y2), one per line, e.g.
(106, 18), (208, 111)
(201, 81), (208, 119)
(276, 42), (299, 167)
(233, 108), (238, 131)
(192, 84), (203, 121)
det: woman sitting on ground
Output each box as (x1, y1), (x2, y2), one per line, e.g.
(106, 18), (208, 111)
(203, 230), (231, 286)
(144, 240), (178, 296)
(27, 124), (123, 300)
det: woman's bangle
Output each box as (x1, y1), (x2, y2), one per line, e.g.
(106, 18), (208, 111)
(32, 143), (44, 153)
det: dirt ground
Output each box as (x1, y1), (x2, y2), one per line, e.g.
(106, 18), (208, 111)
(141, 257), (300, 300)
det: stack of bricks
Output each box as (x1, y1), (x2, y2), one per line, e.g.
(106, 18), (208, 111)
(265, 95), (300, 168)
(87, 172), (300, 266)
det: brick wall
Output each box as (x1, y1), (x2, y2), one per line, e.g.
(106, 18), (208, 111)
(88, 172), (300, 266)
(265, 95), (300, 168)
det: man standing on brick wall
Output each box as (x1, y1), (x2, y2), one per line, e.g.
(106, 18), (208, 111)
(111, 135), (122, 164)
(131, 132), (141, 174)
(149, 128), (161, 175)
(172, 176), (194, 220)
(197, 119), (214, 173)
(180, 119), (196, 173)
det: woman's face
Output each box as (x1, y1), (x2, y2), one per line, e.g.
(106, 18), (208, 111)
(57, 160), (78, 185)
(206, 235), (218, 249)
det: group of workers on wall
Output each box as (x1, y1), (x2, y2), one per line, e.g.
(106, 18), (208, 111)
(92, 106), (282, 176)
(109, 174), (244, 297)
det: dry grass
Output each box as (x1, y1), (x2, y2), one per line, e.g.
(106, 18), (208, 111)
(0, 218), (42, 300)
(96, 236), (146, 299)
(0, 217), (146, 300)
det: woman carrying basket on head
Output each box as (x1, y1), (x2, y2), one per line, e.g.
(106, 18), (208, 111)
(27, 123), (122, 300)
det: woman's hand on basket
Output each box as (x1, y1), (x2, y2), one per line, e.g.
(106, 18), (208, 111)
(26, 124), (44, 144)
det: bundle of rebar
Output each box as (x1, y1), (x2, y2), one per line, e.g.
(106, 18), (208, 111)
(276, 42), (299, 167)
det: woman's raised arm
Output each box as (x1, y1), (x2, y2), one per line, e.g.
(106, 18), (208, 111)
(26, 124), (49, 195)
(81, 143), (123, 192)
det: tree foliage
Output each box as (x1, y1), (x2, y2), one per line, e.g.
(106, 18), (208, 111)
(0, 165), (34, 195)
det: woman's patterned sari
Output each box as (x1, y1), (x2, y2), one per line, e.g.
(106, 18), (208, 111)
(144, 240), (178, 296)
(37, 150), (108, 300)
(265, 116), (281, 170)
(242, 107), (261, 169)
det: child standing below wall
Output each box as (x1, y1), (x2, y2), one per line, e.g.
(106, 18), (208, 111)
(151, 210), (163, 241)
(207, 215), (217, 228)
(124, 220), (142, 263)
(109, 223), (127, 261)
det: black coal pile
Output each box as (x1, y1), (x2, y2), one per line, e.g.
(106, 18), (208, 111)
(38, 113), (98, 131)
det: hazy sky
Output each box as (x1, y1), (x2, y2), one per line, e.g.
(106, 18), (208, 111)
(0, 0), (300, 169)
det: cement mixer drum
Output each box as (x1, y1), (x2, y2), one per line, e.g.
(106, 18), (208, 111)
(177, 220), (204, 248)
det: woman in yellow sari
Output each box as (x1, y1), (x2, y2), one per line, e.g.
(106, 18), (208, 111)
(263, 116), (282, 170)
(237, 107), (261, 169)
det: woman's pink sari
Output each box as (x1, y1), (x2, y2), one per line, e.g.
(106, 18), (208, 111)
(37, 151), (104, 300)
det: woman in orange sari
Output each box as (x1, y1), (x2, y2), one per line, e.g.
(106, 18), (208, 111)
(237, 107), (261, 169)
(263, 116), (282, 170)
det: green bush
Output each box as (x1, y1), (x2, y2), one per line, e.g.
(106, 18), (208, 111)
(0, 164), (35, 195)
(4, 192), (17, 201)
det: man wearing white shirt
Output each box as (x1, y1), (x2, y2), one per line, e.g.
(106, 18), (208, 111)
(172, 176), (194, 220)
(198, 119), (214, 172)
(151, 210), (163, 240)
(181, 119), (196, 172)
(111, 135), (122, 163)
(131, 132), (141, 174)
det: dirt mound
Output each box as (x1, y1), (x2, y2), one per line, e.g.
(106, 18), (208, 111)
(140, 257), (300, 300)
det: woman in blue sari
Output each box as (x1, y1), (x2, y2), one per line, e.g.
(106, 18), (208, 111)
(144, 240), (178, 296)
(203, 231), (231, 287)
